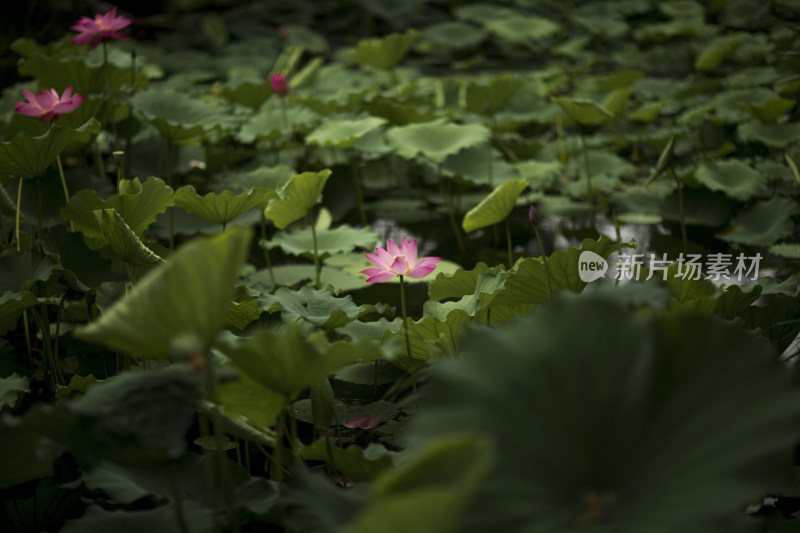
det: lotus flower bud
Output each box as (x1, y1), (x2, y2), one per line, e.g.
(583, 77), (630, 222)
(529, 205), (539, 227)
(271, 74), (288, 97)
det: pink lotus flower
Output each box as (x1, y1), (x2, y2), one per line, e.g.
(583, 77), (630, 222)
(14, 87), (83, 121)
(70, 7), (132, 50)
(271, 74), (288, 97)
(361, 238), (442, 283)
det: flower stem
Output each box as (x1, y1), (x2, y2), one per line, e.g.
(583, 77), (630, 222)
(280, 97), (289, 136)
(260, 213), (277, 287)
(55, 155), (75, 232)
(124, 50), (136, 179)
(534, 226), (552, 300)
(579, 129), (595, 230)
(505, 219), (513, 268)
(399, 275), (416, 393)
(672, 167), (688, 256)
(16, 177), (22, 252)
(307, 214), (320, 289)
(102, 41), (119, 149)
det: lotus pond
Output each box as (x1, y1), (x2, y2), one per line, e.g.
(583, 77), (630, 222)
(2, 0), (800, 531)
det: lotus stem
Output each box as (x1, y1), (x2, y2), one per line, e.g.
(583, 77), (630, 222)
(579, 129), (595, 230)
(260, 214), (277, 287)
(16, 177), (22, 252)
(125, 50), (136, 179)
(399, 275), (416, 393)
(505, 219), (513, 268)
(671, 167), (688, 256)
(102, 41), (119, 149)
(535, 226), (552, 300)
(307, 213), (320, 289)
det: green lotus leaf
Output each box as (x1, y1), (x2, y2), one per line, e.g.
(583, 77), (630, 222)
(462, 179), (528, 233)
(737, 121), (800, 148)
(18, 56), (147, 100)
(306, 116), (387, 149)
(348, 436), (492, 533)
(742, 294), (800, 356)
(263, 169), (332, 229)
(301, 439), (394, 482)
(95, 208), (164, 268)
(215, 165), (295, 192)
(62, 500), (214, 532)
(0, 247), (61, 329)
(484, 16), (559, 46)
(464, 74), (524, 115)
(0, 120), (100, 181)
(719, 196), (800, 246)
(222, 79), (270, 109)
(443, 145), (519, 187)
(62, 177), (175, 247)
(659, 188), (734, 226)
(428, 262), (504, 301)
(515, 160), (563, 190)
(131, 89), (236, 145)
(238, 98), (319, 142)
(693, 159), (767, 200)
(769, 243), (800, 259)
(258, 286), (378, 330)
(455, 4), (519, 23)
(387, 119), (490, 163)
(76, 228), (252, 359)
(489, 237), (636, 308)
(349, 30), (421, 70)
(0, 373), (28, 411)
(175, 185), (277, 226)
(551, 96), (613, 125)
(220, 325), (379, 400)
(217, 368), (284, 438)
(408, 291), (800, 532)
(746, 97), (795, 122)
(419, 21), (486, 51)
(265, 224), (379, 260)
(629, 100), (666, 122)
(695, 33), (749, 70)
(384, 309), (472, 364)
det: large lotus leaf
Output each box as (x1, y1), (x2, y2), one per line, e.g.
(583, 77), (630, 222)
(217, 366), (285, 434)
(428, 262), (504, 301)
(419, 21), (486, 51)
(265, 224), (379, 260)
(238, 98), (319, 142)
(769, 243), (800, 259)
(258, 286), (377, 330)
(746, 98), (795, 122)
(365, 98), (439, 126)
(407, 292), (800, 533)
(61, 502), (214, 533)
(443, 145), (519, 187)
(214, 164), (294, 192)
(0, 250), (60, 294)
(175, 185), (277, 226)
(75, 228), (252, 359)
(264, 169), (332, 229)
(484, 16), (559, 46)
(515, 160), (563, 189)
(95, 208), (164, 268)
(221, 325), (378, 400)
(300, 439), (394, 482)
(719, 196), (800, 246)
(387, 119), (490, 164)
(0, 373), (28, 411)
(130, 89), (236, 145)
(222, 79), (270, 109)
(742, 294), (800, 356)
(737, 121), (800, 148)
(384, 309), (472, 364)
(62, 177), (174, 247)
(462, 179), (528, 233)
(489, 237), (636, 308)
(349, 30), (421, 70)
(0, 120), (100, 181)
(246, 264), (370, 292)
(693, 159), (767, 200)
(348, 436), (493, 533)
(695, 33), (749, 70)
(66, 365), (199, 467)
(306, 117), (387, 149)
(464, 74), (524, 115)
(551, 96), (613, 125)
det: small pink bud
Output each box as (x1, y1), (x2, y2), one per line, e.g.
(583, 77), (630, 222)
(278, 26), (287, 39)
(529, 205), (539, 226)
(271, 74), (288, 97)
